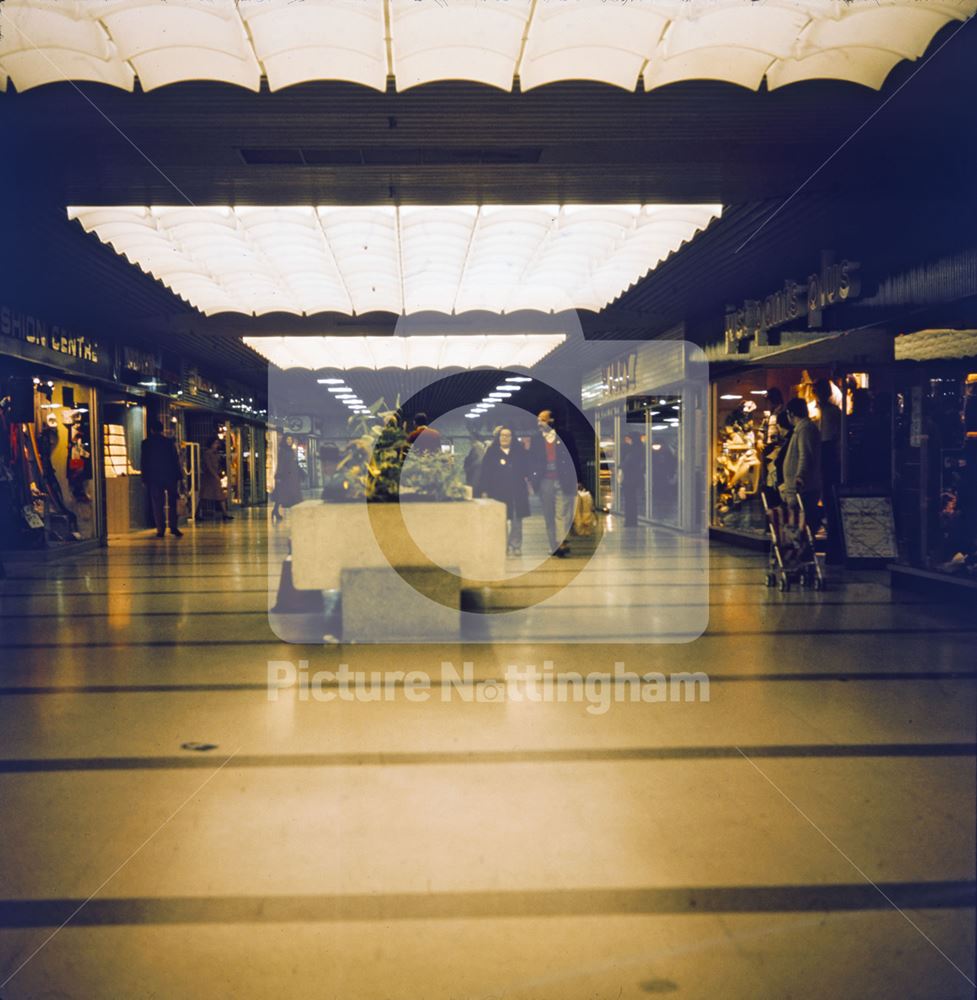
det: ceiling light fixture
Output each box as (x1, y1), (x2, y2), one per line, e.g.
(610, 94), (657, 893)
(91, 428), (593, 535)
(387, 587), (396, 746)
(1, 4), (961, 94)
(67, 205), (721, 316)
(243, 334), (567, 370)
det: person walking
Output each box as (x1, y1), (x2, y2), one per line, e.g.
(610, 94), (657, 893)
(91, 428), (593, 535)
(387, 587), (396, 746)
(407, 412), (442, 454)
(781, 397), (822, 541)
(620, 432), (645, 527)
(477, 426), (531, 556)
(200, 435), (233, 522)
(271, 433), (303, 523)
(529, 409), (578, 557)
(141, 419), (184, 538)
(463, 430), (487, 489)
(814, 378), (843, 562)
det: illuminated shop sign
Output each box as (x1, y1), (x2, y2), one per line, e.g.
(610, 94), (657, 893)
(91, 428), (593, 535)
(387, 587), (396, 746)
(724, 255), (861, 354)
(0, 304), (102, 367)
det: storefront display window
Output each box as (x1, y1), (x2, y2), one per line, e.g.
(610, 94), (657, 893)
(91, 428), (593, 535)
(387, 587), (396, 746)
(894, 368), (977, 578)
(1, 373), (99, 548)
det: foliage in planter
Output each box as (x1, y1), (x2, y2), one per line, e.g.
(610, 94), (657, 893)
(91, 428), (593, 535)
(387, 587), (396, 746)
(400, 450), (467, 501)
(334, 401), (464, 502)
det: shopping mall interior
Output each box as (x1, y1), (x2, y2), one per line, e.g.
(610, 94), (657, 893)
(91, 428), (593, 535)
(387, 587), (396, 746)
(1, 3), (975, 998)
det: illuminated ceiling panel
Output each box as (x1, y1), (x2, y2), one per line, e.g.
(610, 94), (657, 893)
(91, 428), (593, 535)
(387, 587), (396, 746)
(2, 1), (974, 94)
(242, 334), (567, 370)
(66, 203), (723, 316)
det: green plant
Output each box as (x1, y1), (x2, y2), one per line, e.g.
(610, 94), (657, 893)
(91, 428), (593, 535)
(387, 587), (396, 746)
(333, 399), (465, 502)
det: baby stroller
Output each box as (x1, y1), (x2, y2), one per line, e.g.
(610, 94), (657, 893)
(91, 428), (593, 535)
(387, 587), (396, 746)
(761, 491), (826, 592)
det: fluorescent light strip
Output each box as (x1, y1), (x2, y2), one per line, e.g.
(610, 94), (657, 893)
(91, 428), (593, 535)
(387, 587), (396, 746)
(1, 3), (963, 94)
(67, 205), (722, 317)
(243, 334), (566, 371)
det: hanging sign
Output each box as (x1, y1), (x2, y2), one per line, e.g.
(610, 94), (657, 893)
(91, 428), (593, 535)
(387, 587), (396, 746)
(725, 253), (861, 354)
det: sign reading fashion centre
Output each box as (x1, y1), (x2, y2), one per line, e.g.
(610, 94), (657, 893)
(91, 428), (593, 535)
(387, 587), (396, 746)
(724, 255), (861, 354)
(0, 304), (102, 366)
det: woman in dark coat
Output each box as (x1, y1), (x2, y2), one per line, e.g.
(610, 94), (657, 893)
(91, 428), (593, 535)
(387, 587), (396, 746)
(477, 426), (531, 556)
(200, 435), (233, 521)
(271, 434), (303, 523)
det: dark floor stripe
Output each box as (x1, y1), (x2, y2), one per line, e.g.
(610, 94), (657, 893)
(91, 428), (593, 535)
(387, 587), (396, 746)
(1, 671), (975, 695)
(0, 598), (944, 619)
(1, 744), (973, 773)
(3, 627), (976, 649)
(0, 882), (972, 927)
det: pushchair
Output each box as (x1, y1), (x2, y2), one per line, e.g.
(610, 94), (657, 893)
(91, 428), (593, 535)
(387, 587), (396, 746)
(761, 491), (826, 592)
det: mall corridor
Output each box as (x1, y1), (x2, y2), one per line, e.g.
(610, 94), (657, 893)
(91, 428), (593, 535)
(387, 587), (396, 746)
(0, 512), (974, 999)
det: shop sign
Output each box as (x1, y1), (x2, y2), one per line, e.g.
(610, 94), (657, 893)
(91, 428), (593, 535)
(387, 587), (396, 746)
(725, 255), (861, 354)
(600, 351), (638, 396)
(0, 304), (103, 369)
(120, 344), (161, 379)
(184, 364), (223, 402)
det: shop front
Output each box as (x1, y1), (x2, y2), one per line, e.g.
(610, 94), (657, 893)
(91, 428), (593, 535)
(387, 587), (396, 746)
(888, 329), (977, 597)
(0, 306), (111, 554)
(702, 248), (977, 582)
(583, 341), (707, 532)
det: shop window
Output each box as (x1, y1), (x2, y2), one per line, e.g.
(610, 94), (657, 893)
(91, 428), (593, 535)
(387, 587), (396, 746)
(0, 375), (98, 548)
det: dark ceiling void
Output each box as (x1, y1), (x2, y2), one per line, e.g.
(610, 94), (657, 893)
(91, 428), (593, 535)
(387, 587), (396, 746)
(239, 147), (544, 166)
(3, 20), (975, 206)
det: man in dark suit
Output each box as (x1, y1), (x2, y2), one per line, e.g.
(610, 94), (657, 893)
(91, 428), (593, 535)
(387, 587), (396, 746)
(141, 419), (184, 538)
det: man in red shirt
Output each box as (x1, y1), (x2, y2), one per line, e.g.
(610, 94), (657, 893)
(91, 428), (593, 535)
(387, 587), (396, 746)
(529, 409), (578, 557)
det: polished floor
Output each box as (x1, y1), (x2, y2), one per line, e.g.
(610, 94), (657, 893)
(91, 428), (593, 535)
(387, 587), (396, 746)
(0, 510), (974, 999)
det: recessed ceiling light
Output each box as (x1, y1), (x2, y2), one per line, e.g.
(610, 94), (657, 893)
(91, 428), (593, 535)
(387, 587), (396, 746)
(317, 378), (346, 385)
(327, 386), (350, 392)
(496, 385), (520, 391)
(505, 376), (532, 383)
(488, 392), (512, 399)
(720, 394), (743, 400)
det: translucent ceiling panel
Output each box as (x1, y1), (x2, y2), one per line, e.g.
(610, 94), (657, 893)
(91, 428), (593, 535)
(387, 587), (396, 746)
(389, 0), (531, 91)
(663, 3), (806, 60)
(240, 0), (387, 92)
(800, 4), (960, 60)
(519, 1), (669, 91)
(99, 0), (261, 91)
(766, 47), (907, 91)
(3, 0), (976, 92)
(69, 204), (720, 317)
(400, 206), (478, 314)
(317, 207), (400, 315)
(243, 334), (567, 371)
(0, 1), (135, 91)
